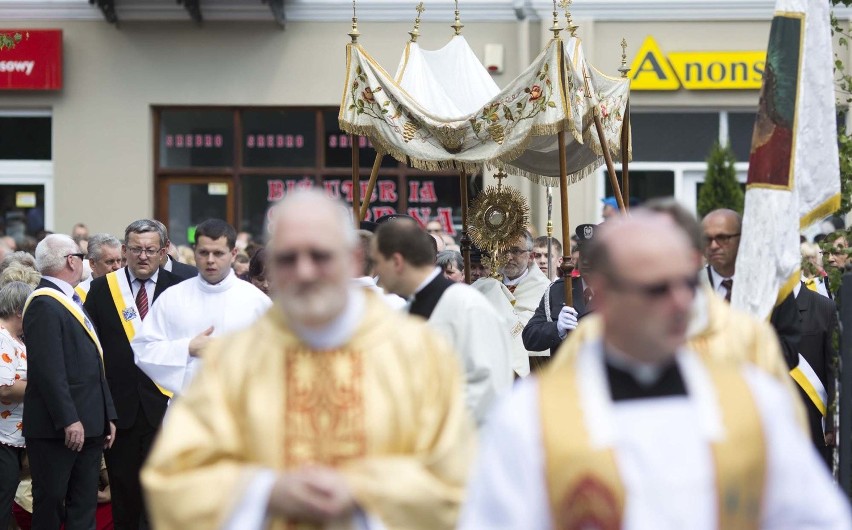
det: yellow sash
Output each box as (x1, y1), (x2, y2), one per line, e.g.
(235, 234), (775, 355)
(74, 284), (88, 303)
(106, 270), (173, 399)
(790, 354), (827, 416)
(540, 352), (765, 530)
(23, 288), (103, 357)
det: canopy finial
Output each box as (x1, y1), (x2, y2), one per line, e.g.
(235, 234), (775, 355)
(619, 38), (630, 77)
(560, 0), (578, 37)
(348, 0), (360, 43)
(409, 3), (425, 42)
(451, 0), (464, 36)
(549, 0), (562, 38)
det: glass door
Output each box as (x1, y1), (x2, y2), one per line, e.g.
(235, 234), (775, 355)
(157, 178), (234, 246)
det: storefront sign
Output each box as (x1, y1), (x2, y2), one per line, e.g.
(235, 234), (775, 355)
(630, 36), (764, 91)
(0, 30), (62, 91)
(265, 177), (458, 235)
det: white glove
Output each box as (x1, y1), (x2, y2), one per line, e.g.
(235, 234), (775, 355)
(556, 305), (579, 339)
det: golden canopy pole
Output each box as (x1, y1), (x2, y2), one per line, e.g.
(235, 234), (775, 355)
(460, 169), (471, 284)
(351, 135), (361, 226)
(553, 1), (574, 306)
(618, 39), (631, 211)
(348, 1), (361, 226)
(359, 155), (383, 222)
(584, 65), (625, 211)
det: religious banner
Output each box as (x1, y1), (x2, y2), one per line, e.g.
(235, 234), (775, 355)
(731, 0), (840, 318)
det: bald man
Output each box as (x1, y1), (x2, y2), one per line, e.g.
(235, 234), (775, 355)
(460, 214), (850, 530)
(142, 190), (474, 530)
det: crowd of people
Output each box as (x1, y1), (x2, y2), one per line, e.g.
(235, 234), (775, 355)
(0, 190), (851, 529)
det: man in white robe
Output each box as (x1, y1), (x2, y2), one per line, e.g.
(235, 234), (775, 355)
(460, 214), (851, 529)
(371, 218), (513, 425)
(471, 230), (549, 377)
(131, 219), (270, 394)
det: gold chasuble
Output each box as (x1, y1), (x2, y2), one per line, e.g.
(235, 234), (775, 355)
(141, 291), (475, 530)
(539, 351), (766, 530)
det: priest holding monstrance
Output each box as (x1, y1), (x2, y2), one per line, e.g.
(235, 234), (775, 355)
(142, 190), (474, 530)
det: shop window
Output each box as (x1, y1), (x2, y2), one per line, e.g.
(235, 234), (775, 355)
(159, 110), (234, 168)
(323, 111), (397, 169)
(242, 110), (317, 168)
(0, 116), (51, 160)
(606, 170), (675, 205)
(631, 113), (719, 162)
(728, 112), (757, 162)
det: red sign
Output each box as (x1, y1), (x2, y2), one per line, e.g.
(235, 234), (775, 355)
(0, 30), (62, 90)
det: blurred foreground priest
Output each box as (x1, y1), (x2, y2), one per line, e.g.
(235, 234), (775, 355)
(142, 190), (474, 530)
(459, 215), (850, 530)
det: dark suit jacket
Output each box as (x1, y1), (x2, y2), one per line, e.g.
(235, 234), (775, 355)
(796, 286), (838, 437)
(23, 278), (117, 439)
(167, 256), (197, 281)
(84, 268), (183, 430)
(705, 266), (801, 369)
(522, 277), (589, 357)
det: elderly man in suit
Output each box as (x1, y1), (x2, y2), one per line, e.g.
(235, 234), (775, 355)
(84, 219), (185, 529)
(24, 234), (117, 530)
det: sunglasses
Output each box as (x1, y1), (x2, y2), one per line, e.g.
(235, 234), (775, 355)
(272, 250), (333, 268)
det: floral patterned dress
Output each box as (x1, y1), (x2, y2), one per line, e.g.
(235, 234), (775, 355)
(0, 327), (26, 447)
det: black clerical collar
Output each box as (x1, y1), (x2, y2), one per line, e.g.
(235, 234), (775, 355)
(604, 352), (686, 402)
(408, 272), (455, 320)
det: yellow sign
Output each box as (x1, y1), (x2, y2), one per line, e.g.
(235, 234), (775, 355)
(629, 36), (765, 91)
(15, 192), (36, 208)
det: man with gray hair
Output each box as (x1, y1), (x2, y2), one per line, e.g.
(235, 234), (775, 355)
(84, 220), (186, 530)
(142, 190), (474, 530)
(75, 233), (122, 302)
(23, 234), (117, 530)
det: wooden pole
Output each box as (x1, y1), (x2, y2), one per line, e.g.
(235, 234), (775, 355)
(558, 131), (574, 307)
(351, 135), (360, 226)
(459, 170), (471, 284)
(621, 100), (631, 211)
(592, 109), (625, 211)
(359, 155), (383, 222)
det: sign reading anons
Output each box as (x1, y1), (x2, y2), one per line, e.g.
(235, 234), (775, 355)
(0, 30), (62, 91)
(629, 36), (765, 91)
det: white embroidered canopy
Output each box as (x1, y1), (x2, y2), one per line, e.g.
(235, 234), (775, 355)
(339, 29), (631, 185)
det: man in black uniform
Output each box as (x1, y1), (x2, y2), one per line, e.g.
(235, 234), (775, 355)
(522, 224), (596, 368)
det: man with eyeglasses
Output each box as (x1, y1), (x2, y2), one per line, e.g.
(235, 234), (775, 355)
(23, 234), (117, 530)
(460, 213), (851, 530)
(702, 209), (801, 371)
(142, 190), (474, 530)
(83, 220), (186, 530)
(472, 230), (549, 378)
(132, 219), (271, 396)
(73, 233), (123, 303)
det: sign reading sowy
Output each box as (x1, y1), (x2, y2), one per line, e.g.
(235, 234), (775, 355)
(629, 36), (765, 91)
(0, 30), (62, 91)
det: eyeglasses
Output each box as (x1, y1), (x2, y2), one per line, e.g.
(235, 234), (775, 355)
(126, 246), (162, 257)
(65, 253), (86, 259)
(503, 247), (531, 256)
(704, 233), (741, 246)
(610, 275), (700, 299)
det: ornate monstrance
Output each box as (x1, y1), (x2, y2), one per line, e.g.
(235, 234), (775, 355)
(468, 172), (530, 279)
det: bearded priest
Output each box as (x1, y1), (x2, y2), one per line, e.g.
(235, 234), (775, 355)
(141, 190), (475, 530)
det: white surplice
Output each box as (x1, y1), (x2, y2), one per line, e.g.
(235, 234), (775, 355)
(459, 340), (852, 530)
(131, 270), (271, 394)
(426, 282), (514, 425)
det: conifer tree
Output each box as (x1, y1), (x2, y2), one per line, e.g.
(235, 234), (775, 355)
(697, 141), (744, 218)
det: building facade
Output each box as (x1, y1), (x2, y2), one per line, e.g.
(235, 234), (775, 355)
(1, 0), (849, 243)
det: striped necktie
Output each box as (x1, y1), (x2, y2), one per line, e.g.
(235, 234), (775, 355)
(136, 279), (149, 320)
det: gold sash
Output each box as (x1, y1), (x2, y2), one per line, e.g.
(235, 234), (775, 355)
(74, 284), (88, 303)
(106, 270), (173, 399)
(23, 288), (103, 357)
(540, 353), (765, 530)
